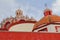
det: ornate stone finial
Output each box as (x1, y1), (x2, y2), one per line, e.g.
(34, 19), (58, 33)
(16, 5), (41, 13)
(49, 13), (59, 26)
(26, 15), (29, 19)
(16, 9), (23, 18)
(30, 17), (35, 21)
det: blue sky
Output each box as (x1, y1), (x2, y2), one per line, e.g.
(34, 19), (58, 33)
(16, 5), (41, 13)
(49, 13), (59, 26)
(0, 0), (60, 23)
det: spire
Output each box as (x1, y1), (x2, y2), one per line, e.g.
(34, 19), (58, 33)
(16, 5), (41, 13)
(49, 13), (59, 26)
(30, 17), (36, 21)
(26, 15), (29, 19)
(44, 4), (52, 16)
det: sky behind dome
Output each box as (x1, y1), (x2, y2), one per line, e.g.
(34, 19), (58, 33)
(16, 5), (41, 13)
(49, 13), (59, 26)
(0, 0), (60, 23)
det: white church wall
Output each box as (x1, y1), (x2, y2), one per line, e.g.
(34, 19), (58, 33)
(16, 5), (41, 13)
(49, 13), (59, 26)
(46, 24), (56, 32)
(46, 24), (60, 32)
(9, 23), (34, 32)
(33, 24), (60, 32)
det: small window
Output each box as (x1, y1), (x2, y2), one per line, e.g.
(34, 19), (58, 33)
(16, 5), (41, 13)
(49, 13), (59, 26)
(55, 26), (60, 32)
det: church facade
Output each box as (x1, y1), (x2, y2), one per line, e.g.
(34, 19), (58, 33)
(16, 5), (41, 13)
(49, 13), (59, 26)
(0, 9), (36, 32)
(33, 8), (60, 32)
(0, 8), (60, 32)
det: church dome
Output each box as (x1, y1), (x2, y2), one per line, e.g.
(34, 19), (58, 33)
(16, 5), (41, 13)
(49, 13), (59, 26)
(0, 9), (37, 32)
(32, 7), (60, 32)
(33, 15), (60, 31)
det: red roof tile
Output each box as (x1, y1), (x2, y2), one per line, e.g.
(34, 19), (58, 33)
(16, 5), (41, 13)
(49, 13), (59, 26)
(33, 15), (60, 30)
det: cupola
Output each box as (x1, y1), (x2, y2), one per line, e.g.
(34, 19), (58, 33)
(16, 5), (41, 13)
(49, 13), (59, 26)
(44, 4), (52, 16)
(44, 8), (52, 16)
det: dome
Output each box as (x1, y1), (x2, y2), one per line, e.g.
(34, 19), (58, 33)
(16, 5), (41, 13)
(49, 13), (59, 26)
(33, 15), (60, 31)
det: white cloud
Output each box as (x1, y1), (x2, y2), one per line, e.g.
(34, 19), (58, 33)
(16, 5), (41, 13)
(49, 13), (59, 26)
(52, 0), (60, 15)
